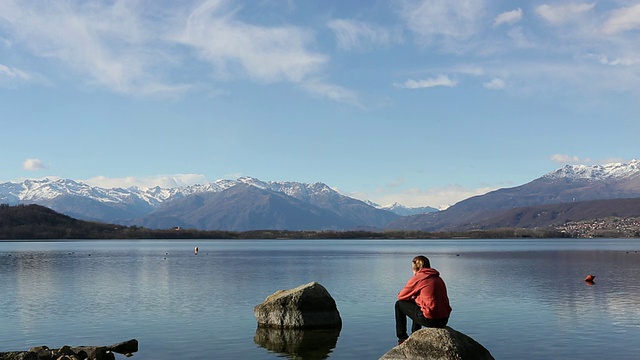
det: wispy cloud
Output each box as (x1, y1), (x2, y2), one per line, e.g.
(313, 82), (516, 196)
(493, 8), (523, 27)
(0, 0), (187, 96)
(586, 53), (640, 66)
(550, 154), (627, 165)
(22, 158), (47, 171)
(601, 4), (640, 35)
(0, 63), (37, 87)
(0, 64), (31, 80)
(3, 0), (640, 103)
(349, 183), (497, 209)
(174, 0), (326, 84)
(550, 154), (592, 164)
(300, 79), (361, 105)
(398, 0), (485, 43)
(396, 75), (457, 89)
(484, 78), (505, 90)
(327, 19), (401, 51)
(0, 0), (356, 102)
(535, 3), (595, 24)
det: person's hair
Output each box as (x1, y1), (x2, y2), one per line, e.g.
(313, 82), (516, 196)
(412, 255), (430, 272)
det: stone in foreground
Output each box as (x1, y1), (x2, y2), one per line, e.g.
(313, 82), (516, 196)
(0, 339), (138, 360)
(254, 282), (342, 328)
(379, 327), (494, 360)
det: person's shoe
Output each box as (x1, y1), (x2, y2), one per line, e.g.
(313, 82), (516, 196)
(397, 339), (405, 346)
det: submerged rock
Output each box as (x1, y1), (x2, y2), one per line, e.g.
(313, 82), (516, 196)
(379, 327), (494, 360)
(254, 282), (342, 328)
(254, 326), (340, 359)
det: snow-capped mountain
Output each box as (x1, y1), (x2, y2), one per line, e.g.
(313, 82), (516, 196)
(389, 159), (640, 231)
(368, 201), (438, 216)
(0, 177), (239, 207)
(5, 159), (639, 231)
(0, 177), (399, 230)
(0, 176), (346, 208)
(544, 159), (640, 181)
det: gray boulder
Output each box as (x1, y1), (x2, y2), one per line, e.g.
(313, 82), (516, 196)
(254, 282), (342, 328)
(379, 327), (494, 360)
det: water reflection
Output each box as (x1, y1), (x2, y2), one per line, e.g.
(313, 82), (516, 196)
(254, 326), (341, 359)
(2, 240), (640, 359)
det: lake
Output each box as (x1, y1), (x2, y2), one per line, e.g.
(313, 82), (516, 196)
(1, 239), (639, 359)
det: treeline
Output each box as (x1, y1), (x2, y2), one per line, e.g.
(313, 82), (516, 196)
(1, 204), (569, 240)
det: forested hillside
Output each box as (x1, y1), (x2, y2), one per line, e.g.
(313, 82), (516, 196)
(0, 204), (234, 240)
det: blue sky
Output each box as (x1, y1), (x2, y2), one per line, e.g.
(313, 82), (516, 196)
(1, 0), (639, 209)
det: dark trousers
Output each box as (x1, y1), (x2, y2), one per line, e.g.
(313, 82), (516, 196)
(395, 300), (448, 340)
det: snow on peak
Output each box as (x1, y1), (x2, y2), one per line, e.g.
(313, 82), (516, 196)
(380, 202), (404, 210)
(378, 202), (439, 216)
(1, 176), (346, 207)
(544, 159), (640, 181)
(2, 176), (430, 212)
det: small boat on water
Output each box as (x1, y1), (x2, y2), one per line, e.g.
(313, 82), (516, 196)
(194, 246), (199, 255)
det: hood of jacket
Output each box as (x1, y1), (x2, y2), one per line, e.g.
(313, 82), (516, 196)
(416, 267), (440, 278)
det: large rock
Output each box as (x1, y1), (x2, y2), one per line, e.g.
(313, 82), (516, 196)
(379, 327), (494, 360)
(254, 282), (342, 328)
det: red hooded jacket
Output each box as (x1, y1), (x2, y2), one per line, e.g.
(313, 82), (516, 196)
(397, 267), (452, 319)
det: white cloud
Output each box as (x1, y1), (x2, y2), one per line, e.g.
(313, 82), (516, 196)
(484, 78), (505, 89)
(535, 3), (595, 24)
(301, 79), (361, 105)
(169, 0), (361, 104)
(174, 0), (327, 84)
(0, 0), (186, 96)
(396, 75), (457, 89)
(349, 184), (497, 209)
(493, 8), (523, 27)
(550, 154), (592, 164)
(586, 53), (640, 66)
(0, 64), (31, 80)
(550, 155), (627, 165)
(0, 64), (36, 87)
(83, 174), (209, 189)
(399, 0), (485, 41)
(0, 0), (350, 100)
(22, 158), (47, 171)
(327, 19), (401, 51)
(452, 65), (485, 76)
(601, 4), (640, 35)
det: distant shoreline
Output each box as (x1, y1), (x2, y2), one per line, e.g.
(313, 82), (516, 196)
(0, 228), (629, 241)
(2, 204), (638, 240)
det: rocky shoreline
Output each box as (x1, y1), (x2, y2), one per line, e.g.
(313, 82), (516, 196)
(0, 339), (137, 360)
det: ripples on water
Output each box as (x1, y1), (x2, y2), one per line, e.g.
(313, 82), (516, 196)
(1, 239), (639, 359)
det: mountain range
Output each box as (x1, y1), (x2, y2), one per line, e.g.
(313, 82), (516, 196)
(0, 176), (400, 231)
(2, 160), (640, 231)
(388, 160), (640, 231)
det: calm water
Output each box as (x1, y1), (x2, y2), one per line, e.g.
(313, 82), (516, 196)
(1, 239), (639, 359)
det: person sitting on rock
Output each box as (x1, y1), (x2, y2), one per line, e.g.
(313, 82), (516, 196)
(395, 255), (452, 345)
